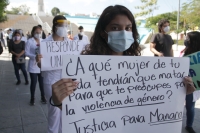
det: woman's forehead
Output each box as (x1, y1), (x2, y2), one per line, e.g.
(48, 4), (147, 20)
(109, 15), (132, 26)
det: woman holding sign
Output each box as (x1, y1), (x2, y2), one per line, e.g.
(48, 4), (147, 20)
(180, 31), (200, 133)
(36, 15), (69, 133)
(50, 5), (195, 109)
(25, 26), (46, 106)
(37, 5), (196, 133)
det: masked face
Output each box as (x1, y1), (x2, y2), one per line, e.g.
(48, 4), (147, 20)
(163, 26), (170, 33)
(56, 26), (68, 37)
(106, 30), (134, 52)
(15, 36), (21, 41)
(34, 34), (41, 39)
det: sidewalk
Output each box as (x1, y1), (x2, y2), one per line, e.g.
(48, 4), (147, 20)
(0, 47), (200, 133)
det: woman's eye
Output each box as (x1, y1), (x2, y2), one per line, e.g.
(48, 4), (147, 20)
(126, 27), (132, 31)
(111, 27), (119, 30)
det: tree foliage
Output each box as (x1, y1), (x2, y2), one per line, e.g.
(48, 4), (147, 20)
(145, 12), (177, 32)
(181, 0), (200, 29)
(0, 0), (9, 22)
(51, 7), (60, 16)
(135, 0), (158, 18)
(6, 4), (30, 15)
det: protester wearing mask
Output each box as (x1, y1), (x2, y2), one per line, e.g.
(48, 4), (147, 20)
(180, 31), (200, 133)
(36, 15), (69, 133)
(10, 30), (29, 85)
(36, 5), (194, 115)
(73, 26), (90, 45)
(150, 19), (174, 57)
(25, 26), (46, 106)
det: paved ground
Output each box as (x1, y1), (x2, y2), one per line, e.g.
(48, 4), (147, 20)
(0, 45), (200, 133)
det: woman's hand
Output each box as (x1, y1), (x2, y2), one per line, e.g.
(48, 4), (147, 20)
(183, 76), (196, 95)
(36, 54), (42, 63)
(52, 78), (78, 110)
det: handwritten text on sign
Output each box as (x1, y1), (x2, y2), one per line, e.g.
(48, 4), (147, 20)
(40, 40), (85, 71)
(62, 55), (189, 133)
(185, 51), (200, 90)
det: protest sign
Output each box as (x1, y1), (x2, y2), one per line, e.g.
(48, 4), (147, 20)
(185, 51), (200, 90)
(62, 55), (189, 133)
(40, 40), (85, 71)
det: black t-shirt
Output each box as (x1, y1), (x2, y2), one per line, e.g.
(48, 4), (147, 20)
(150, 33), (174, 56)
(10, 41), (25, 57)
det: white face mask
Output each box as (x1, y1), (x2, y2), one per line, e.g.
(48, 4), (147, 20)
(163, 26), (170, 33)
(56, 27), (68, 37)
(15, 36), (21, 41)
(106, 30), (134, 52)
(34, 34), (41, 39)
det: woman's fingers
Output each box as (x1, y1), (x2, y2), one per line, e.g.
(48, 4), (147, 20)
(52, 78), (79, 107)
(36, 54), (43, 62)
(183, 76), (196, 95)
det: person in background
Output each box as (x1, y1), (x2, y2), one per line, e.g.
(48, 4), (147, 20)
(73, 26), (89, 44)
(25, 26), (47, 106)
(36, 15), (69, 133)
(38, 25), (46, 39)
(0, 29), (6, 49)
(67, 30), (73, 40)
(7, 29), (13, 53)
(26, 31), (31, 39)
(180, 31), (200, 133)
(150, 19), (174, 57)
(10, 30), (29, 85)
(19, 29), (27, 43)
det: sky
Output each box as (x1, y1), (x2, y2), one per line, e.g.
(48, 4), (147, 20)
(7, 0), (189, 17)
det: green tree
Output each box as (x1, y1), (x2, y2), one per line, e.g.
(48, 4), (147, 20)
(135, 0), (158, 18)
(19, 4), (30, 15)
(6, 7), (20, 14)
(0, 0), (9, 22)
(145, 12), (177, 32)
(6, 4), (30, 15)
(51, 7), (60, 16)
(181, 0), (200, 30)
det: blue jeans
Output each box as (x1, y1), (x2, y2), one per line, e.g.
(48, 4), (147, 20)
(12, 57), (28, 82)
(185, 93), (195, 127)
(29, 73), (45, 99)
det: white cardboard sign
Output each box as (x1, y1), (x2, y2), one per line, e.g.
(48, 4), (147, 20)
(62, 55), (189, 133)
(40, 40), (85, 71)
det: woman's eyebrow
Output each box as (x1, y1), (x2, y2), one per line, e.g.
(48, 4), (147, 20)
(110, 23), (132, 26)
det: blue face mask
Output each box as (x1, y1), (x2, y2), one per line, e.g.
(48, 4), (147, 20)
(105, 30), (134, 52)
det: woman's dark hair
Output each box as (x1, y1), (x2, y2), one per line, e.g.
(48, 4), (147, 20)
(158, 19), (170, 33)
(31, 26), (41, 37)
(184, 31), (200, 55)
(78, 26), (83, 30)
(52, 15), (67, 34)
(13, 30), (21, 36)
(81, 5), (141, 56)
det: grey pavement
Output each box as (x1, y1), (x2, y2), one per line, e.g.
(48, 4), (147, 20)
(0, 46), (200, 133)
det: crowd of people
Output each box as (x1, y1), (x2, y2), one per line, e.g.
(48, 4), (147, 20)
(0, 4), (199, 133)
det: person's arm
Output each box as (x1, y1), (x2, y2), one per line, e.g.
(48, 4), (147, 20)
(150, 42), (163, 56)
(25, 40), (36, 59)
(170, 48), (174, 57)
(10, 42), (19, 56)
(36, 54), (43, 68)
(52, 79), (79, 110)
(150, 34), (164, 56)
